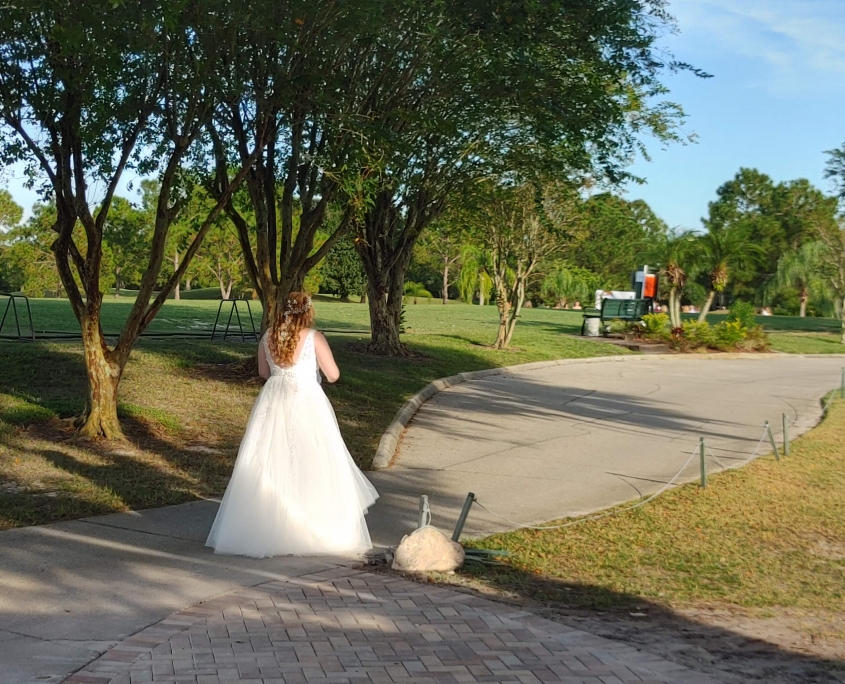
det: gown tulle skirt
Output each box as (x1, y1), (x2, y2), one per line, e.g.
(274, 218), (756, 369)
(206, 331), (378, 558)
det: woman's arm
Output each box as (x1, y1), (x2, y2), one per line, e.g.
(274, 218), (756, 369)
(257, 337), (271, 380)
(314, 331), (340, 383)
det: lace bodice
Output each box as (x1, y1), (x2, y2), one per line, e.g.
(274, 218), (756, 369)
(263, 329), (320, 383)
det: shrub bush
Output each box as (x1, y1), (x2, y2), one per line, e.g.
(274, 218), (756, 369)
(712, 321), (746, 351)
(641, 313), (670, 339)
(727, 299), (756, 329)
(672, 316), (771, 353)
(680, 320), (714, 348)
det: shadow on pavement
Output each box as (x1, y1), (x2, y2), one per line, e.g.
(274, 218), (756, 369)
(430, 566), (845, 684)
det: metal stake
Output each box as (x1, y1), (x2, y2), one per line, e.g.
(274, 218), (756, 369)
(417, 495), (429, 529)
(782, 414), (790, 457)
(765, 421), (780, 461)
(452, 492), (475, 541)
(699, 438), (707, 488)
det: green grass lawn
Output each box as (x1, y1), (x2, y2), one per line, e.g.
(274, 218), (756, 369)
(691, 310), (843, 333)
(453, 396), (845, 614)
(0, 298), (624, 529)
(768, 332), (845, 354)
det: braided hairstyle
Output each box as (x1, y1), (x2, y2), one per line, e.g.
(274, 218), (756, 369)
(268, 292), (314, 366)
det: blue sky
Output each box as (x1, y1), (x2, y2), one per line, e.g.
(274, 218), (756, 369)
(626, 0), (845, 230)
(3, 0), (845, 230)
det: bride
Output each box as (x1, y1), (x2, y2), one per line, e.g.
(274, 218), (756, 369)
(206, 292), (379, 558)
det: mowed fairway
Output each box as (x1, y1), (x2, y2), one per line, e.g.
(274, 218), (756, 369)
(0, 297), (625, 529)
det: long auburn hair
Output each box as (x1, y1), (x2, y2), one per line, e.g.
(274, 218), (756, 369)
(268, 292), (314, 366)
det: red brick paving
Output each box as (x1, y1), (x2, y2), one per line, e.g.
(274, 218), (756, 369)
(64, 568), (721, 684)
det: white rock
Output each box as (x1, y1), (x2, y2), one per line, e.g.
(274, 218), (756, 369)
(391, 526), (465, 573)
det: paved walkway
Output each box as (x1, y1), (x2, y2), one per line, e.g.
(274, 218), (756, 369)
(1, 354), (843, 683)
(369, 355), (845, 542)
(65, 566), (719, 684)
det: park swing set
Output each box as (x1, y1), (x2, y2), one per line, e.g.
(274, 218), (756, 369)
(0, 292), (261, 343)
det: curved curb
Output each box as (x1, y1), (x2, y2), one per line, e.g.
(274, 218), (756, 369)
(371, 351), (845, 470)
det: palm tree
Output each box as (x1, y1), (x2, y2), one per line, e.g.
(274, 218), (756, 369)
(772, 242), (832, 317)
(458, 245), (493, 306)
(696, 225), (761, 322)
(541, 265), (594, 309)
(647, 230), (697, 328)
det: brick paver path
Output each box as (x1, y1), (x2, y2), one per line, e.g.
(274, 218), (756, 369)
(64, 567), (721, 684)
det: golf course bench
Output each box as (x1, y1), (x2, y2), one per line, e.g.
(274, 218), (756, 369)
(581, 298), (653, 336)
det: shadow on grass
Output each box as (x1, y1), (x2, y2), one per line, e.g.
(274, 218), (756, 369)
(437, 564), (845, 684)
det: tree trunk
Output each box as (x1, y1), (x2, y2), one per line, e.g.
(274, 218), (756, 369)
(114, 267), (121, 298)
(77, 314), (124, 440)
(173, 249), (180, 301)
(185, 278), (192, 291)
(360, 291), (367, 304)
(493, 277), (511, 349)
(698, 291), (716, 322)
(840, 299), (845, 345)
(668, 287), (678, 328)
(366, 274), (405, 355)
(219, 277), (232, 300)
(442, 261), (449, 304)
(799, 289), (808, 318)
(502, 278), (527, 347)
(478, 286), (484, 307)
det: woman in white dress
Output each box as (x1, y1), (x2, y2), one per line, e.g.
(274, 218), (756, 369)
(206, 292), (379, 558)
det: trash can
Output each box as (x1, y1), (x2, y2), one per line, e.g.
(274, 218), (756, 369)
(584, 317), (601, 337)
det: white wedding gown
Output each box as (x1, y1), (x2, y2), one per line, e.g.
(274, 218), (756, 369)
(206, 329), (378, 558)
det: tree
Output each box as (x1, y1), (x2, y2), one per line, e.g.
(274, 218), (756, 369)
(467, 183), (564, 348)
(814, 226), (845, 343)
(415, 212), (467, 304)
(0, 1), (269, 439)
(541, 265), (599, 310)
(646, 229), (698, 328)
(457, 246), (493, 306)
(320, 237), (365, 302)
(0, 190), (24, 291)
(194, 224), (248, 300)
(772, 243), (832, 318)
(1, 204), (68, 296)
(0, 188), (22, 230)
(695, 225), (762, 322)
(102, 197), (151, 297)
(351, 0), (692, 354)
(571, 193), (668, 289)
(204, 1), (381, 329)
(704, 169), (837, 300)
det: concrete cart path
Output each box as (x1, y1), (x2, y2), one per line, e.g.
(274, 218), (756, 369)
(0, 354), (842, 683)
(365, 354), (845, 544)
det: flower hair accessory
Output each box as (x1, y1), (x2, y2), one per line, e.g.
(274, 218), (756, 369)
(283, 296), (312, 318)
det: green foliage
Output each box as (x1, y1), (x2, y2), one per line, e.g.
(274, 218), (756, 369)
(641, 313), (670, 338)
(569, 193), (668, 289)
(712, 320), (746, 350)
(102, 196), (153, 295)
(320, 238), (366, 300)
(541, 265), (598, 308)
(726, 300), (756, 330)
(403, 281), (433, 299)
(703, 169), (837, 300)
(682, 281), (708, 308)
(679, 320), (715, 348)
(0, 189), (23, 231)
(674, 317), (770, 352)
(0, 204), (80, 297)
